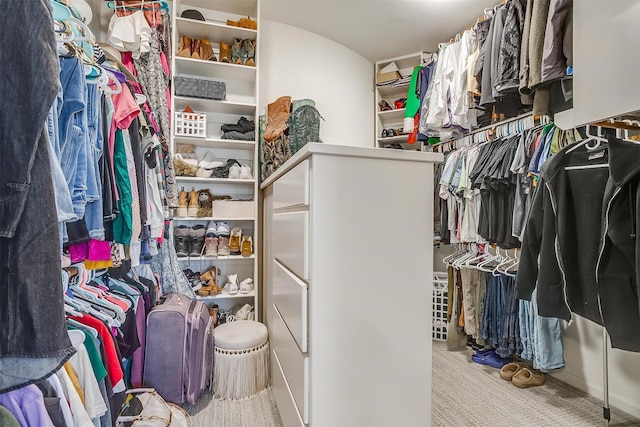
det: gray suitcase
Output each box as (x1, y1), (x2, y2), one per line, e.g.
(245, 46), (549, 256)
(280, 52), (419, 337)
(143, 293), (214, 404)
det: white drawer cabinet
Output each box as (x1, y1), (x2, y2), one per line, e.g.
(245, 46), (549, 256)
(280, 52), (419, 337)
(262, 143), (442, 427)
(273, 259), (308, 351)
(272, 211), (309, 281)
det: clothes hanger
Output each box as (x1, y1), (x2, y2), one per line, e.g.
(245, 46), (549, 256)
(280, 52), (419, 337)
(443, 244), (464, 265)
(106, 0), (169, 12)
(566, 125), (608, 155)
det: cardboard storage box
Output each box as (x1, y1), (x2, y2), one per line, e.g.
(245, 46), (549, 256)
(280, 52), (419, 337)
(213, 200), (255, 218)
(376, 70), (402, 84)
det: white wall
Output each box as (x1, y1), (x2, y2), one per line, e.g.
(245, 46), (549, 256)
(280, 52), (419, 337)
(552, 317), (640, 419)
(258, 20), (374, 147)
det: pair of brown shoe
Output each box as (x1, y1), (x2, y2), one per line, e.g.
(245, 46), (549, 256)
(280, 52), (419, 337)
(500, 362), (545, 388)
(177, 35), (217, 61)
(227, 16), (257, 30)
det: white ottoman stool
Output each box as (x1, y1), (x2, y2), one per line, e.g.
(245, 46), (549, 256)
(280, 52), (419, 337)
(213, 320), (270, 400)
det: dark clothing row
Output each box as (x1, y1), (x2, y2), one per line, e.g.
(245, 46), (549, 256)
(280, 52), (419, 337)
(517, 136), (640, 352)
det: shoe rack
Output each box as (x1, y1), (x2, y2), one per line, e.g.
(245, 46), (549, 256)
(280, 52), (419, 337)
(170, 0), (261, 319)
(375, 52), (426, 151)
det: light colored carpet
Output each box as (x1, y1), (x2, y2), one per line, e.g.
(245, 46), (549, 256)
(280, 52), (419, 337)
(184, 344), (640, 426)
(432, 341), (640, 426)
(183, 388), (283, 426)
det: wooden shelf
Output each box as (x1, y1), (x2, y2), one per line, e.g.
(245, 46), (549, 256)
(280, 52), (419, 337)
(175, 57), (256, 81)
(175, 177), (255, 184)
(174, 96), (256, 116)
(196, 290), (256, 300)
(377, 108), (406, 122)
(377, 135), (409, 144)
(377, 83), (411, 98)
(176, 17), (256, 43)
(173, 135), (256, 150)
(173, 216), (255, 221)
(177, 254), (255, 261)
(180, 0), (257, 17)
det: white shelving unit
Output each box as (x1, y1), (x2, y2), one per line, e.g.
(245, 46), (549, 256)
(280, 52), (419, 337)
(171, 0), (260, 318)
(374, 52), (426, 151)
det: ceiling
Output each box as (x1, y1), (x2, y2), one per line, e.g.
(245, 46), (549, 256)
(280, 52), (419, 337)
(261, 0), (503, 62)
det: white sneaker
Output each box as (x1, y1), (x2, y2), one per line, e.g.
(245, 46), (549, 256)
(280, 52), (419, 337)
(227, 274), (239, 295)
(228, 164), (241, 179)
(235, 304), (253, 320)
(240, 164), (252, 179)
(239, 278), (253, 294)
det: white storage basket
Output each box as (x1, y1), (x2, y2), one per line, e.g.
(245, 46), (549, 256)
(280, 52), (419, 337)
(175, 111), (206, 138)
(433, 271), (448, 341)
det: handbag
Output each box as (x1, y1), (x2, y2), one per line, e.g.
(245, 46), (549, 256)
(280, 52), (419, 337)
(116, 388), (191, 427)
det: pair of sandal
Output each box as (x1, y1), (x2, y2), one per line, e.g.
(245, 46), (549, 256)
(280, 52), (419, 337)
(197, 266), (222, 296)
(381, 128), (405, 138)
(500, 362), (545, 388)
(378, 98), (407, 112)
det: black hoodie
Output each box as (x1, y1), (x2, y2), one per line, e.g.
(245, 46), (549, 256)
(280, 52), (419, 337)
(516, 136), (640, 352)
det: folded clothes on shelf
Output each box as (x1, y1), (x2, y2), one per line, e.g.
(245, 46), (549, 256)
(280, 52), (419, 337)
(221, 131), (255, 140)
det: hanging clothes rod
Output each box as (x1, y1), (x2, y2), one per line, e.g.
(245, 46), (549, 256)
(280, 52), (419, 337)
(425, 112), (544, 152)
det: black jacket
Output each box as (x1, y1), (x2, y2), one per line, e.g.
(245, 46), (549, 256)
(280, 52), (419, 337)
(516, 136), (640, 352)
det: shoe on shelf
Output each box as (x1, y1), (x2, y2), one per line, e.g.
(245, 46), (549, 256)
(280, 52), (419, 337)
(177, 35), (192, 58)
(243, 39), (255, 66)
(191, 38), (201, 60)
(229, 227), (242, 255)
(174, 225), (192, 257)
(183, 269), (203, 292)
(228, 164), (241, 179)
(200, 38), (217, 61)
(512, 367), (545, 388)
(188, 186), (199, 217)
(210, 159), (241, 178)
(227, 16), (257, 30)
(219, 41), (231, 63)
(241, 235), (253, 257)
(217, 222), (231, 256)
(500, 362), (529, 381)
(196, 168), (213, 178)
(378, 99), (393, 111)
(176, 187), (189, 217)
(204, 222), (218, 256)
(239, 278), (253, 294)
(189, 225), (207, 257)
(240, 164), (252, 179)
(235, 304), (253, 320)
(231, 38), (243, 65)
(198, 151), (224, 169)
(226, 274), (239, 295)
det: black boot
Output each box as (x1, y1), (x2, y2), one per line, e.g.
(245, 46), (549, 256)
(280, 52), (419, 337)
(174, 225), (192, 257)
(190, 225), (207, 257)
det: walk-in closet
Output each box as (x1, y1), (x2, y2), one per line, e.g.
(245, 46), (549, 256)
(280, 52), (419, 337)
(1, 0), (639, 426)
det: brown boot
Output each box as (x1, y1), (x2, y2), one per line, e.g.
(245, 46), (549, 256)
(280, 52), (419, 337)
(231, 38), (243, 65)
(188, 187), (199, 217)
(200, 38), (217, 61)
(191, 39), (201, 60)
(177, 35), (192, 58)
(219, 41), (231, 63)
(176, 187), (188, 217)
(243, 39), (256, 66)
(264, 96), (292, 142)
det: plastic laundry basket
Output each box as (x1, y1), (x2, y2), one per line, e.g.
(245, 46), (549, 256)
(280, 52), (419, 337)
(433, 272), (448, 341)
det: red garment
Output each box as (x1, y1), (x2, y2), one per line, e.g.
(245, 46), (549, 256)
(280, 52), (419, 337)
(69, 315), (124, 388)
